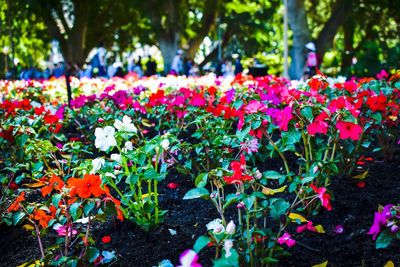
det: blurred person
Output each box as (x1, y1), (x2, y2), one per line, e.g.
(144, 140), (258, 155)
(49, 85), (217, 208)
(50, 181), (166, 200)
(234, 57), (243, 75)
(170, 50), (184, 75)
(145, 56), (157, 76)
(304, 42), (318, 78)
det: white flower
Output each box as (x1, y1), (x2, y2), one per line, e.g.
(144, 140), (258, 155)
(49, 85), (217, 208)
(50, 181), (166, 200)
(123, 141), (133, 153)
(206, 219), (224, 234)
(114, 115), (137, 133)
(110, 153), (122, 163)
(160, 139), (170, 150)
(223, 239), (234, 258)
(104, 172), (116, 179)
(95, 126), (117, 151)
(91, 158), (105, 173)
(225, 220), (236, 235)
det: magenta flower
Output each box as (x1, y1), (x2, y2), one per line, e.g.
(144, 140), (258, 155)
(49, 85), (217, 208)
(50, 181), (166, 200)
(310, 184), (332, 211)
(268, 106), (293, 131)
(296, 221), (316, 233)
(376, 69), (388, 80)
(178, 249), (201, 267)
(244, 100), (266, 114)
(277, 232), (296, 247)
(336, 121), (362, 141)
(368, 204), (394, 240)
(53, 223), (77, 237)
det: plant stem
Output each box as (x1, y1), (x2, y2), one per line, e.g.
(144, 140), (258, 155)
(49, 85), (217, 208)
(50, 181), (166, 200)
(266, 134), (292, 181)
(35, 224), (45, 259)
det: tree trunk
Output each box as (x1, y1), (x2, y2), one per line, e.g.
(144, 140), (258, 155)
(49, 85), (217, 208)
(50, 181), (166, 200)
(287, 0), (310, 80)
(316, 0), (353, 61)
(341, 17), (355, 71)
(159, 32), (179, 74)
(186, 0), (220, 59)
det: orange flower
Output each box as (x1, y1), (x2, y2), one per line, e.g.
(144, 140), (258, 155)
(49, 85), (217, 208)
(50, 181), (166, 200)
(68, 174), (105, 198)
(7, 192), (26, 212)
(33, 209), (54, 228)
(41, 175), (65, 197)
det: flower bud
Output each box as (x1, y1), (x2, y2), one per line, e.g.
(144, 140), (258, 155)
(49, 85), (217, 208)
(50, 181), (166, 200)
(391, 224), (399, 233)
(225, 220), (236, 235)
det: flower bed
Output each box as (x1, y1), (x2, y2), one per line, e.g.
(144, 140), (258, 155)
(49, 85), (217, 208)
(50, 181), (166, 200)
(0, 72), (399, 266)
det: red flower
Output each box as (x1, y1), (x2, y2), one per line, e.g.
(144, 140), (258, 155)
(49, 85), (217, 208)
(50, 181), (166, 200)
(44, 114), (59, 124)
(308, 78), (328, 91)
(336, 121), (362, 140)
(33, 209), (54, 228)
(167, 182), (179, 189)
(9, 182), (19, 190)
(34, 106), (46, 115)
(343, 80), (358, 94)
(310, 184), (332, 211)
(68, 174), (105, 198)
(224, 154), (253, 184)
(7, 192), (26, 212)
(366, 95), (387, 112)
(17, 99), (32, 111)
(356, 182), (366, 188)
(101, 235), (111, 243)
(41, 175), (65, 197)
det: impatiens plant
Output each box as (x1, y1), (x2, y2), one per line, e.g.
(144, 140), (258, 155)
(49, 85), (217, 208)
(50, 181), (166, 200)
(93, 115), (180, 231)
(368, 204), (400, 249)
(4, 173), (122, 266)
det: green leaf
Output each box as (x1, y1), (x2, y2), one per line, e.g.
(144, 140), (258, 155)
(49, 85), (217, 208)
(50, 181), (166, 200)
(69, 202), (82, 221)
(371, 112), (382, 122)
(84, 201), (95, 216)
(376, 230), (393, 249)
(301, 176), (315, 184)
(52, 194), (62, 208)
(300, 107), (313, 121)
(251, 120), (261, 129)
(270, 199), (290, 220)
(263, 170), (283, 180)
(183, 188), (210, 200)
(16, 134), (29, 147)
(195, 173), (208, 188)
(193, 236), (210, 253)
(236, 126), (251, 141)
(262, 257), (279, 263)
(86, 247), (100, 263)
(13, 211), (26, 225)
(144, 168), (158, 180)
(281, 129), (301, 146)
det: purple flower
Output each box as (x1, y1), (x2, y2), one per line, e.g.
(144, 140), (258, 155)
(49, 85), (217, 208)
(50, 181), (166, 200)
(225, 89), (235, 104)
(333, 225), (344, 234)
(368, 204), (394, 240)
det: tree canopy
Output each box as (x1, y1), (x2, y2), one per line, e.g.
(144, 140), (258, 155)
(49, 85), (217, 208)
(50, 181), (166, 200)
(0, 0), (399, 78)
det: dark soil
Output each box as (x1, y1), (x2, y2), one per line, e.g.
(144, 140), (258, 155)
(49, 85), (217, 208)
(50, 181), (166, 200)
(0, 160), (399, 267)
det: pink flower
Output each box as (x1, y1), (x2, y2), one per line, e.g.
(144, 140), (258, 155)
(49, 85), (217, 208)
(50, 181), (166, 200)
(244, 100), (266, 114)
(310, 184), (332, 211)
(296, 221), (316, 233)
(53, 223), (77, 237)
(267, 106), (293, 131)
(307, 120), (329, 136)
(336, 121), (362, 141)
(376, 69), (388, 80)
(178, 249), (201, 267)
(277, 232), (296, 247)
